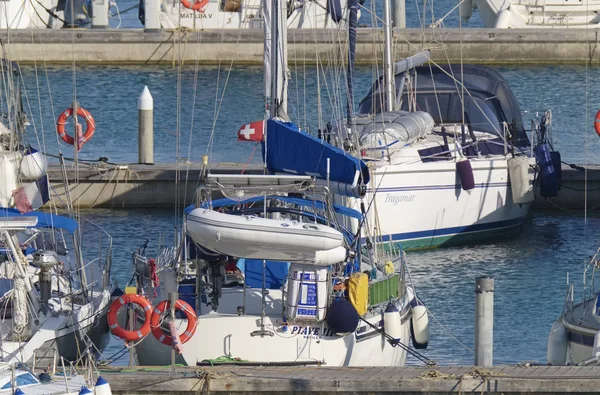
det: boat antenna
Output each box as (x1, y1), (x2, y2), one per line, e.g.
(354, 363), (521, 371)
(346, 0), (358, 129)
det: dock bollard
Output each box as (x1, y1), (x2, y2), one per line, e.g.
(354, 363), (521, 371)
(475, 276), (494, 366)
(138, 86), (154, 165)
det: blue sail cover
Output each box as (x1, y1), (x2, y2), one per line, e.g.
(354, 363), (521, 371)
(0, 208), (78, 233)
(263, 119), (370, 186)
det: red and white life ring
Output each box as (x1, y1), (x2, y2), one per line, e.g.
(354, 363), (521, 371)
(150, 299), (197, 346)
(181, 0), (209, 11)
(56, 107), (95, 146)
(108, 294), (153, 342)
(595, 110), (600, 137)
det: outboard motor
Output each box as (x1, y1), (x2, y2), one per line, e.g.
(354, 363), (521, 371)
(33, 250), (59, 315)
(208, 260), (225, 311)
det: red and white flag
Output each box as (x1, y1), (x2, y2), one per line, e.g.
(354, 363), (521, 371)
(237, 120), (264, 142)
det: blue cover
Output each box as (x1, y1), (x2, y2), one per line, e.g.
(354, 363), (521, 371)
(262, 119), (370, 186)
(189, 195), (363, 221)
(243, 259), (290, 289)
(0, 208), (78, 233)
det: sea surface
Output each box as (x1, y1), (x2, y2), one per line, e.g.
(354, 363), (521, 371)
(13, 51), (600, 366)
(17, 64), (600, 165)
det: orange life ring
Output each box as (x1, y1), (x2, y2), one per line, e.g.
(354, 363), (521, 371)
(595, 110), (600, 137)
(56, 107), (95, 146)
(150, 299), (197, 346)
(108, 294), (153, 342)
(181, 0), (209, 11)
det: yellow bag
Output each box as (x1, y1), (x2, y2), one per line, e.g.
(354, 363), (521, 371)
(348, 273), (369, 316)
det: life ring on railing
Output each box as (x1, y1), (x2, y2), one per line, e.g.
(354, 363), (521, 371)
(181, 0), (209, 11)
(108, 294), (153, 342)
(594, 110), (600, 137)
(56, 107), (95, 146)
(150, 299), (197, 346)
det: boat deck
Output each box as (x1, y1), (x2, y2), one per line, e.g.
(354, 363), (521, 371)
(98, 364), (600, 394)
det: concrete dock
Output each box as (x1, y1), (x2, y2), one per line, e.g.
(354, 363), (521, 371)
(97, 365), (600, 394)
(6, 28), (600, 65)
(48, 162), (599, 211)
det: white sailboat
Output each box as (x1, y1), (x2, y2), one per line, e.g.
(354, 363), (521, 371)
(309, 1), (559, 250)
(462, 0), (600, 28)
(547, 247), (600, 366)
(114, 0), (432, 368)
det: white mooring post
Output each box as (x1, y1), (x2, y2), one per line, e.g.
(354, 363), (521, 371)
(391, 0), (406, 28)
(144, 0), (161, 31)
(91, 0), (109, 28)
(475, 276), (494, 366)
(138, 86), (154, 165)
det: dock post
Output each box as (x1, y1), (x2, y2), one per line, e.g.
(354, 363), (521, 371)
(391, 0), (406, 28)
(475, 276), (494, 366)
(138, 86), (154, 165)
(144, 0), (161, 31)
(91, 0), (109, 28)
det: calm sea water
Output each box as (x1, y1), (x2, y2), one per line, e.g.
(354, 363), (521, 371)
(82, 209), (600, 366)
(17, 64), (600, 165)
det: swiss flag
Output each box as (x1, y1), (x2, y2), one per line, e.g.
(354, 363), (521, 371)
(237, 120), (264, 142)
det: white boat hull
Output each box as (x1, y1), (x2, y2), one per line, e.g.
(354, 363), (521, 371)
(134, 288), (411, 367)
(355, 155), (534, 250)
(476, 0), (600, 28)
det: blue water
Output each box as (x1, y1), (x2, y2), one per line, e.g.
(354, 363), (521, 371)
(18, 64), (600, 166)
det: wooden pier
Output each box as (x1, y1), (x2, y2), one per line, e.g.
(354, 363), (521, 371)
(47, 162), (600, 211)
(98, 364), (600, 394)
(5, 28), (600, 65)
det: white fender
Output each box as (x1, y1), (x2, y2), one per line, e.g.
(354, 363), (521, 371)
(411, 304), (429, 346)
(547, 320), (568, 365)
(94, 376), (113, 395)
(508, 156), (534, 204)
(384, 303), (402, 341)
(20, 151), (48, 180)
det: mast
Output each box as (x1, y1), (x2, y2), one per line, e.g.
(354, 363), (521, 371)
(383, 0), (395, 112)
(264, 0), (287, 119)
(346, 0), (358, 128)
